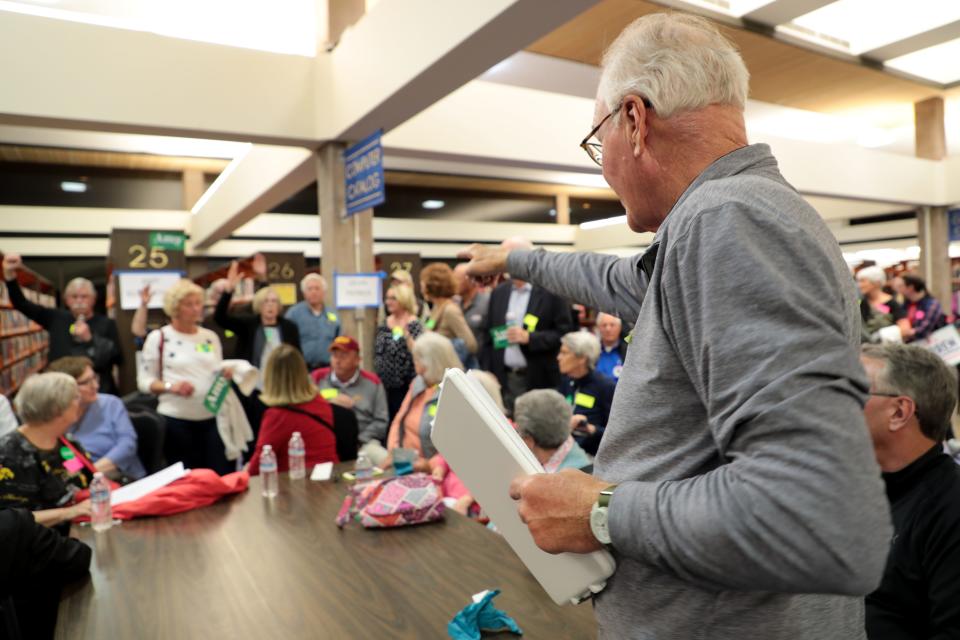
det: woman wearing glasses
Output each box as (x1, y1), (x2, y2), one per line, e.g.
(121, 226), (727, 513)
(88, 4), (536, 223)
(46, 356), (146, 480)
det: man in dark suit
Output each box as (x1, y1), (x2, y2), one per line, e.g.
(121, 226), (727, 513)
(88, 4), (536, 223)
(480, 237), (576, 414)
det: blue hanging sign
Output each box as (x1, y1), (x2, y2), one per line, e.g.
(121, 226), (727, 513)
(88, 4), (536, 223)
(343, 130), (385, 217)
(949, 209), (960, 242)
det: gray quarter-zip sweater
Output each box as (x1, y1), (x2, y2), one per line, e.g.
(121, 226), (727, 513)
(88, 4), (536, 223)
(507, 144), (892, 639)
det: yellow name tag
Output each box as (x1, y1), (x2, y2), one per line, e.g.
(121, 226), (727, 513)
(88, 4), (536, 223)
(523, 313), (539, 332)
(195, 343), (213, 353)
(574, 392), (596, 409)
(326, 312), (337, 322)
(428, 403), (438, 417)
(320, 388), (339, 400)
(224, 330), (235, 339)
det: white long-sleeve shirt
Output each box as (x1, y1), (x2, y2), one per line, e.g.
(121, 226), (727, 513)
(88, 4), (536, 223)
(138, 326), (223, 421)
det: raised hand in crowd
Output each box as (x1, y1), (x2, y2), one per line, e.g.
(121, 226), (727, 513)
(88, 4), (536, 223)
(139, 283), (152, 307)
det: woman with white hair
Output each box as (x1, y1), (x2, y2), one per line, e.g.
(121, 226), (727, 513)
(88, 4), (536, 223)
(556, 331), (616, 456)
(383, 332), (463, 471)
(0, 372), (93, 527)
(514, 389), (590, 472)
(857, 265), (910, 343)
(138, 279), (232, 474)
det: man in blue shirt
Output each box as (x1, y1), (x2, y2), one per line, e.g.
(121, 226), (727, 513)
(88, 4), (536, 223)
(284, 273), (341, 370)
(595, 312), (627, 381)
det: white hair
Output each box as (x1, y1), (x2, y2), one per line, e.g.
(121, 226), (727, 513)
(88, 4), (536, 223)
(598, 13), (749, 120)
(857, 266), (887, 286)
(412, 333), (463, 386)
(14, 372), (78, 424)
(300, 272), (326, 293)
(514, 389), (573, 450)
(64, 277), (96, 298)
(561, 331), (601, 370)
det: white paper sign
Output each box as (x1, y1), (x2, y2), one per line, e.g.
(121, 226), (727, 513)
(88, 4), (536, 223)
(922, 324), (960, 366)
(116, 270), (185, 311)
(334, 273), (382, 309)
(110, 462), (186, 506)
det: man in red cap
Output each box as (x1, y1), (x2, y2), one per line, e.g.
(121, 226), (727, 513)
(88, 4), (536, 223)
(310, 336), (388, 445)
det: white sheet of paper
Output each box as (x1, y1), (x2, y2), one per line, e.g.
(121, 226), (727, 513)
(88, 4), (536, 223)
(310, 462), (333, 481)
(110, 462), (186, 506)
(116, 270), (185, 310)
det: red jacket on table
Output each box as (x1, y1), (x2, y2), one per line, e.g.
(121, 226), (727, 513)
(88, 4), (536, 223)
(247, 396), (339, 475)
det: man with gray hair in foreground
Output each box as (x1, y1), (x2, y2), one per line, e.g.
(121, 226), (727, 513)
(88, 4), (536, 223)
(859, 344), (960, 639)
(461, 12), (891, 639)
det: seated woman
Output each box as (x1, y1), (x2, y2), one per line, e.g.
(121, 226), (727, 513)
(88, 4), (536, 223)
(0, 372), (92, 527)
(514, 389), (591, 472)
(384, 333), (463, 471)
(46, 356), (146, 480)
(247, 344), (357, 475)
(556, 331), (616, 456)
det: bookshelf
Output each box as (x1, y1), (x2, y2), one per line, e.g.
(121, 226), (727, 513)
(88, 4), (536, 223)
(0, 268), (55, 397)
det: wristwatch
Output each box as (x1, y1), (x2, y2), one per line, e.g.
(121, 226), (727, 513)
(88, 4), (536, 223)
(589, 484), (618, 546)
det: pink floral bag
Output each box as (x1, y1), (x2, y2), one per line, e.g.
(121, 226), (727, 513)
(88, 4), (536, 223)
(335, 473), (445, 529)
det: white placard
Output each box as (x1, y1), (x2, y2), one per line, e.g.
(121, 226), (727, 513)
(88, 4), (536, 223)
(116, 270), (185, 311)
(110, 462), (186, 506)
(334, 273), (382, 309)
(922, 324), (960, 366)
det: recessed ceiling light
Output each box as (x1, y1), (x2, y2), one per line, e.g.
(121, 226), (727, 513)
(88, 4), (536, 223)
(60, 181), (87, 193)
(422, 200), (445, 210)
(548, 208), (557, 217)
(580, 215), (627, 230)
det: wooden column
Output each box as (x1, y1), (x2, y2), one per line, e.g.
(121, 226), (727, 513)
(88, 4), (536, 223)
(182, 169), (206, 211)
(317, 144), (376, 370)
(555, 193), (571, 225)
(914, 97), (951, 310)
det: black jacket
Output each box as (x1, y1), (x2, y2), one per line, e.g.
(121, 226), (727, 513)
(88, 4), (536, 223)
(213, 291), (301, 367)
(5, 278), (122, 395)
(0, 507), (91, 640)
(866, 446), (960, 640)
(557, 369), (617, 456)
(480, 282), (576, 392)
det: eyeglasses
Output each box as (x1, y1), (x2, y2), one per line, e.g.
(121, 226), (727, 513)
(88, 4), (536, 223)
(580, 98), (653, 167)
(76, 376), (98, 387)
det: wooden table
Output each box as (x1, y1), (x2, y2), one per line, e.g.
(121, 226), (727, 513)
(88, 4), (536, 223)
(56, 471), (597, 639)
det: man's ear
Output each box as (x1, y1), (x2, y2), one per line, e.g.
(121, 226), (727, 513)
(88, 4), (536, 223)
(887, 396), (917, 433)
(622, 95), (650, 159)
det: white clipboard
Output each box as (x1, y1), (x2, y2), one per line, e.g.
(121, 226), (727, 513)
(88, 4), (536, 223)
(432, 369), (616, 605)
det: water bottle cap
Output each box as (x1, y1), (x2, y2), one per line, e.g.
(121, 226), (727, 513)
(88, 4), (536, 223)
(292, 432), (301, 437)
(263, 445), (272, 452)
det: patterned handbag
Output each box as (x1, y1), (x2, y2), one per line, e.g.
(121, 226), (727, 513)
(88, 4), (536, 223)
(335, 473), (445, 529)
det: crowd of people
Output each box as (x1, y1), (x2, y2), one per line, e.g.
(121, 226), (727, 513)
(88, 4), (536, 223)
(3, 12), (960, 640)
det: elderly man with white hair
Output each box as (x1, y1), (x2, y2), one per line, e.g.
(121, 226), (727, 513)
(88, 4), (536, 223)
(3, 254), (122, 395)
(594, 312), (627, 381)
(284, 272), (340, 370)
(461, 12), (891, 639)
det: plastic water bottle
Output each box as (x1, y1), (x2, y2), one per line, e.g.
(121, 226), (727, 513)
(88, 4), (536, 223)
(260, 445), (279, 498)
(90, 472), (113, 532)
(288, 431), (306, 480)
(505, 311), (519, 327)
(354, 452), (373, 481)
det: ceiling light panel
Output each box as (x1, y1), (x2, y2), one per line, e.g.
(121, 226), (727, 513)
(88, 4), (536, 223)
(885, 36), (960, 85)
(676, 0), (776, 18)
(786, 0), (960, 55)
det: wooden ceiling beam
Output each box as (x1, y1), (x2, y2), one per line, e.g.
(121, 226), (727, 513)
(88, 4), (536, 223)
(0, 144), (230, 173)
(383, 170), (619, 200)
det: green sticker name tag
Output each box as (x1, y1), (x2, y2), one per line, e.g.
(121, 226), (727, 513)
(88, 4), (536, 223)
(490, 325), (509, 350)
(149, 231), (185, 251)
(523, 313), (539, 332)
(320, 388), (339, 400)
(424, 318), (436, 330)
(225, 330), (235, 339)
(326, 312), (337, 322)
(203, 373), (230, 414)
(392, 326), (404, 341)
(264, 326), (280, 344)
(574, 392), (596, 409)
(60, 446), (75, 460)
(195, 342), (213, 353)
(428, 403), (438, 417)
(625, 332), (633, 344)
